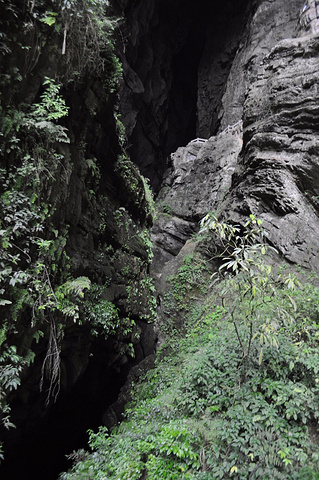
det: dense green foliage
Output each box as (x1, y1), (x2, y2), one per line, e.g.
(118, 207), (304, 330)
(0, 0), (156, 462)
(0, 77), (76, 438)
(61, 216), (319, 480)
(0, 0), (122, 87)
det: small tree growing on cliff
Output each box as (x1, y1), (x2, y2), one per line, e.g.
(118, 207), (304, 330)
(200, 214), (298, 382)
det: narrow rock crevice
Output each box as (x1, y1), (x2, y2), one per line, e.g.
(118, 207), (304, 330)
(119, 0), (253, 190)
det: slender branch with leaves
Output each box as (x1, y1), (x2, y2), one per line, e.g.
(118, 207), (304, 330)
(200, 214), (299, 382)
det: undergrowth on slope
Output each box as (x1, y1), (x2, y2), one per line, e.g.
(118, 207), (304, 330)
(60, 215), (319, 480)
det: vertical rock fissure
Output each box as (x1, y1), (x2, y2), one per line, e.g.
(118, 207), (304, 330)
(120, 0), (253, 191)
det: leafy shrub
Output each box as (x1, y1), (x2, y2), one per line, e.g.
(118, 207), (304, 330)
(83, 284), (120, 338)
(60, 419), (200, 480)
(60, 217), (319, 480)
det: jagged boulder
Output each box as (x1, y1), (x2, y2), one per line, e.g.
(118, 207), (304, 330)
(151, 129), (243, 278)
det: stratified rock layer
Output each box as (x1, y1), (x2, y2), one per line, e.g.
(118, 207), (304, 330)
(151, 129), (243, 279)
(153, 0), (319, 273)
(218, 0), (302, 131)
(225, 33), (319, 269)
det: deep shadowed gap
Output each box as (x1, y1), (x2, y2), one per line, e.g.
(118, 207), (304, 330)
(0, 338), (132, 480)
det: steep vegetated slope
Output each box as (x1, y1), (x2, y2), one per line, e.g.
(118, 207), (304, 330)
(62, 0), (319, 479)
(2, 0), (319, 479)
(63, 215), (319, 479)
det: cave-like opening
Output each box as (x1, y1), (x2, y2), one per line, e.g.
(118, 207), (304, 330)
(0, 337), (133, 480)
(122, 0), (252, 191)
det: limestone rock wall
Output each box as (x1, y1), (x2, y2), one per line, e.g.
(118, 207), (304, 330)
(116, 0), (251, 189)
(149, 0), (319, 355)
(226, 32), (319, 269)
(151, 129), (243, 290)
(117, 0), (306, 192)
(152, 0), (319, 276)
(218, 0), (302, 131)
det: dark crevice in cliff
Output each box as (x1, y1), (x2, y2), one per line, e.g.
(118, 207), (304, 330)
(120, 0), (252, 191)
(0, 337), (132, 480)
(166, 26), (206, 159)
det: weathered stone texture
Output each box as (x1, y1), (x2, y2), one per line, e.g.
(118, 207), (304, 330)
(218, 0), (302, 131)
(151, 131), (243, 278)
(118, 0), (250, 188)
(225, 32), (319, 269)
(152, 0), (319, 277)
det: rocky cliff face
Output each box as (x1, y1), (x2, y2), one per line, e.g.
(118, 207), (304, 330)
(118, 0), (319, 276)
(150, 0), (319, 273)
(151, 130), (243, 277)
(226, 31), (319, 269)
(117, 0), (305, 188)
(116, 0), (251, 189)
(149, 0), (319, 331)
